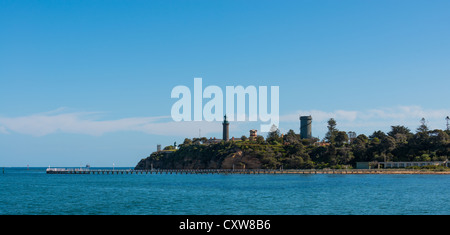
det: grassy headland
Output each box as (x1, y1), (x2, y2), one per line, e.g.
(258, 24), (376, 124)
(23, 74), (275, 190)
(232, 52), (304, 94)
(135, 118), (450, 171)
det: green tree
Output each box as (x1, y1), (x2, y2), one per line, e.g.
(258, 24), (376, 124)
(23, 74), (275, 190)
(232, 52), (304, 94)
(381, 136), (396, 154)
(388, 125), (411, 137)
(348, 131), (357, 143)
(369, 130), (386, 141)
(325, 118), (338, 144)
(285, 142), (305, 157)
(417, 118), (429, 134)
(446, 116), (450, 131)
(335, 131), (349, 147)
(284, 129), (300, 145)
(429, 129), (449, 151)
(325, 144), (337, 165)
(284, 155), (304, 169)
(255, 135), (265, 144)
(183, 138), (192, 145)
(266, 125), (282, 144)
(336, 148), (354, 166)
(351, 137), (368, 162)
(388, 125), (412, 144)
(356, 134), (369, 143)
(163, 145), (175, 150)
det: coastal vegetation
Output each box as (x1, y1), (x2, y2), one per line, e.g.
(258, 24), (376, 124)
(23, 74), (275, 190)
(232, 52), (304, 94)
(135, 118), (450, 170)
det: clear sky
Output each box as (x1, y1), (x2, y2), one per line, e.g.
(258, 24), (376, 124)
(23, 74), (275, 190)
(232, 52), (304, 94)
(1, 0), (449, 166)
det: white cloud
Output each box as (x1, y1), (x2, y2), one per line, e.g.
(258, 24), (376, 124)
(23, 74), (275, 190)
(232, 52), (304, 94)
(282, 106), (449, 123)
(1, 106), (448, 138)
(279, 105), (450, 137)
(0, 109), (225, 137)
(0, 126), (8, 134)
(280, 109), (359, 123)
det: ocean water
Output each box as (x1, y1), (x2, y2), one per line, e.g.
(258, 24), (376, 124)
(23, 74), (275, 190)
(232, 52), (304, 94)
(1, 167), (449, 215)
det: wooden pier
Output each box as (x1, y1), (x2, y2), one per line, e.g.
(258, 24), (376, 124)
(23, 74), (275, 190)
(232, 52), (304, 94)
(46, 168), (447, 175)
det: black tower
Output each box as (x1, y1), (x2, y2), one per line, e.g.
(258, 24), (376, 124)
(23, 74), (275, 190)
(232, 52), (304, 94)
(223, 115), (229, 141)
(300, 115), (312, 139)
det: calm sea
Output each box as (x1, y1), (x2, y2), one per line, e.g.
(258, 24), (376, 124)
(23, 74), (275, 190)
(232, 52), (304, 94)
(1, 167), (449, 215)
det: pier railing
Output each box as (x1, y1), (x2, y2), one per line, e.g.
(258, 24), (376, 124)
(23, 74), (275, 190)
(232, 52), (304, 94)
(46, 168), (446, 175)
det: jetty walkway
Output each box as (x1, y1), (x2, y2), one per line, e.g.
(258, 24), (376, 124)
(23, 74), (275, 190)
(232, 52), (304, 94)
(45, 168), (450, 175)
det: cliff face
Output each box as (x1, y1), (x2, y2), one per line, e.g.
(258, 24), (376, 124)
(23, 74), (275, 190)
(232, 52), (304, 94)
(221, 150), (262, 169)
(134, 142), (264, 170)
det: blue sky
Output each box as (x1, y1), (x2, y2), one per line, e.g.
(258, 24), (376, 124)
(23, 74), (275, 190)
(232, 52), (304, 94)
(1, 0), (449, 166)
